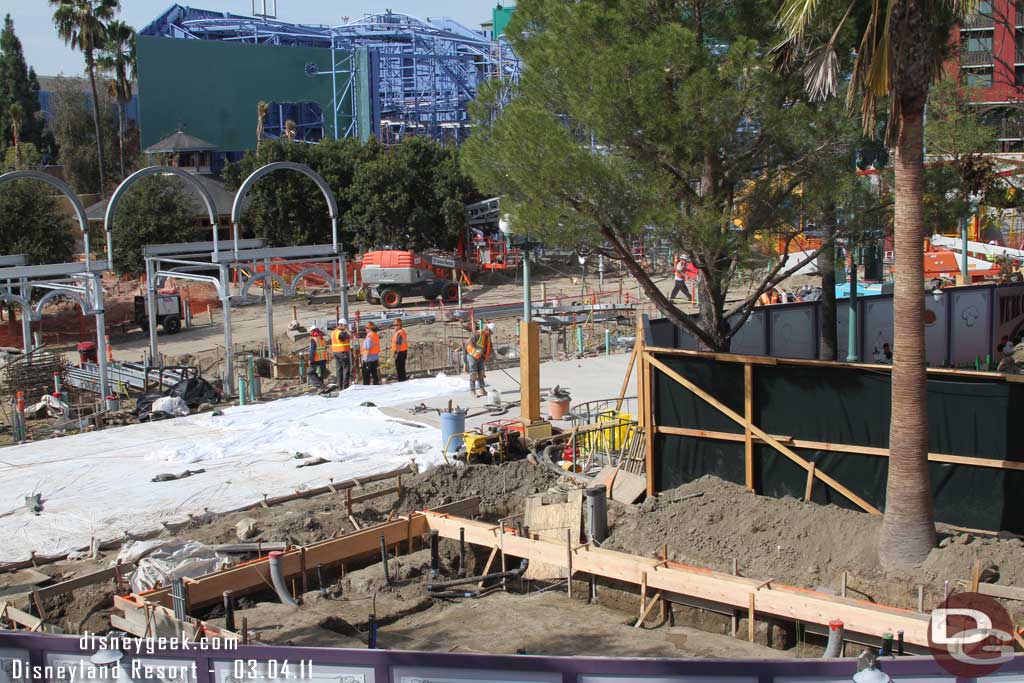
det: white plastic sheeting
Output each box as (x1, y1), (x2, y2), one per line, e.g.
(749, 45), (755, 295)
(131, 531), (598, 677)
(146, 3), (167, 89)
(117, 539), (227, 593)
(0, 374), (466, 562)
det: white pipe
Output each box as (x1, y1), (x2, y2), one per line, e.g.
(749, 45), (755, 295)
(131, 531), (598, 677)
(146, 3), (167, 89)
(268, 551), (299, 607)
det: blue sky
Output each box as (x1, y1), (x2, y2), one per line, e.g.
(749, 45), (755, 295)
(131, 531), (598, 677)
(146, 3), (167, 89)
(1, 1), (500, 77)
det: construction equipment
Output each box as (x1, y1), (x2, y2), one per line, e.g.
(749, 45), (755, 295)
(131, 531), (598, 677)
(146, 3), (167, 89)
(360, 250), (460, 309)
(134, 291), (184, 334)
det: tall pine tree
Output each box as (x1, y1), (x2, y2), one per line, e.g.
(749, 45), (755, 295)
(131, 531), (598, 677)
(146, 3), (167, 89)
(0, 15), (43, 152)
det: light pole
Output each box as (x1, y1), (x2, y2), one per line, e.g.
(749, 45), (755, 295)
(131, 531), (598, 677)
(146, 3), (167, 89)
(847, 244), (860, 363)
(499, 215), (529, 320)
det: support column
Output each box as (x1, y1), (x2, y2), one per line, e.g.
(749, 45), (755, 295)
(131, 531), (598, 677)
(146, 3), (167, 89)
(145, 258), (159, 366)
(263, 258), (275, 359)
(523, 247), (531, 322)
(960, 213), (970, 284)
(220, 263), (234, 398)
(338, 253), (349, 324)
(520, 320), (541, 423)
(92, 274), (110, 405)
(18, 278), (31, 358)
(846, 249), (859, 363)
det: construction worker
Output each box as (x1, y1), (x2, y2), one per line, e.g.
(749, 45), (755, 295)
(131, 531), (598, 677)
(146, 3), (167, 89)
(331, 319), (353, 390)
(361, 321), (381, 385)
(391, 318), (409, 382)
(757, 287), (781, 306)
(670, 254), (692, 301)
(465, 321), (495, 397)
(308, 327), (330, 387)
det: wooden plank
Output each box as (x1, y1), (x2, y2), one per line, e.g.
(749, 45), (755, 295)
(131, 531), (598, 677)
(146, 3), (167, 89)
(0, 568), (52, 600)
(655, 426), (1024, 473)
(422, 512), (931, 645)
(744, 364), (754, 491)
(805, 462), (816, 501)
(634, 591), (662, 628)
(615, 341), (638, 412)
(478, 547), (499, 587)
(976, 583), (1024, 601)
(748, 593), (755, 642)
(520, 320), (541, 423)
(645, 355), (880, 515)
(36, 563), (137, 601)
(641, 345), (1011, 380)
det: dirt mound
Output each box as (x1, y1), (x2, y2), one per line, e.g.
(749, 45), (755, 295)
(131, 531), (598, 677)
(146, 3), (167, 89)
(395, 461), (561, 520)
(605, 475), (1024, 620)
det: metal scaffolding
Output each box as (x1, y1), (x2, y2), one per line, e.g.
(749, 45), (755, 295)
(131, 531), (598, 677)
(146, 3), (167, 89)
(140, 5), (521, 143)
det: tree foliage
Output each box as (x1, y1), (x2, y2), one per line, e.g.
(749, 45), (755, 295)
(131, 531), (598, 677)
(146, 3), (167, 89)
(0, 15), (44, 153)
(109, 176), (195, 272)
(223, 137), (479, 252)
(462, 0), (877, 350)
(48, 75), (120, 194)
(0, 180), (74, 265)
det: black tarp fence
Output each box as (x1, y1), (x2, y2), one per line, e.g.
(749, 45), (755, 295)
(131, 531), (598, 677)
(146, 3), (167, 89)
(646, 334), (1024, 533)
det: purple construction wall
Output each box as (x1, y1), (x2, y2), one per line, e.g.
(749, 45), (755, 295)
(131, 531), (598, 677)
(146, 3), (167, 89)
(2, 631), (1023, 683)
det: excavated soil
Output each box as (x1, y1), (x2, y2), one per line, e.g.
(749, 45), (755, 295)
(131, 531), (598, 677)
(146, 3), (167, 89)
(605, 475), (1024, 622)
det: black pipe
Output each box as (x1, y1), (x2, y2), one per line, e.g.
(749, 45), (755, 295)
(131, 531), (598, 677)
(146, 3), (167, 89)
(367, 615), (377, 649)
(223, 591), (235, 632)
(429, 589), (488, 599)
(379, 535), (391, 585)
(458, 527), (466, 577)
(429, 529), (440, 578)
(427, 560), (528, 591)
(316, 564), (325, 594)
(897, 630), (904, 656)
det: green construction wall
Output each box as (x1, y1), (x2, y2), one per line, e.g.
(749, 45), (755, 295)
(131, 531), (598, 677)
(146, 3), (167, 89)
(137, 36), (362, 151)
(493, 5), (515, 38)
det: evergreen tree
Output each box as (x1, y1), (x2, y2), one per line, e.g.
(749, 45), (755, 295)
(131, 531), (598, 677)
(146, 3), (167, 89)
(0, 15), (43, 151)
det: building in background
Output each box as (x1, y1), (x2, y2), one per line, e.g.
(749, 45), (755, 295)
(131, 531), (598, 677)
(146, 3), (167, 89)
(137, 3), (520, 149)
(952, 0), (1024, 150)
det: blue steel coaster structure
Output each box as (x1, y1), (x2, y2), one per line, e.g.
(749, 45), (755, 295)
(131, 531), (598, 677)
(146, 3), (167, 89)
(141, 5), (521, 144)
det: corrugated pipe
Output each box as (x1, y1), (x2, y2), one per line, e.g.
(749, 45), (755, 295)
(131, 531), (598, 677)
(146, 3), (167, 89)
(532, 445), (593, 484)
(268, 551), (299, 607)
(822, 619), (844, 658)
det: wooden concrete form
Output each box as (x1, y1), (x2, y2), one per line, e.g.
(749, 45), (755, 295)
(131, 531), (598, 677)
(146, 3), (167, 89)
(422, 511), (932, 646)
(111, 498), (481, 639)
(0, 464), (416, 574)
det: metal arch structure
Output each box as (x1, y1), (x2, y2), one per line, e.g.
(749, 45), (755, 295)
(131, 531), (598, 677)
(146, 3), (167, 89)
(0, 172), (111, 404)
(0, 171), (93, 271)
(229, 160), (349, 323)
(290, 267), (336, 293)
(230, 161), (340, 252)
(105, 166), (222, 264)
(238, 271), (290, 299)
(33, 289), (92, 317)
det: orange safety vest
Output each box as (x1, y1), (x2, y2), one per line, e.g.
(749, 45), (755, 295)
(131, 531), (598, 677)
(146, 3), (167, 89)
(311, 336), (329, 362)
(392, 328), (408, 352)
(362, 331), (381, 359)
(330, 329), (351, 353)
(466, 330), (492, 360)
(758, 290), (780, 306)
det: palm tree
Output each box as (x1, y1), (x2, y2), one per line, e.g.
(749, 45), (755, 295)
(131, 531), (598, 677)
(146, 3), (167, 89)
(8, 103), (23, 168)
(50, 0), (119, 196)
(776, 0), (977, 569)
(97, 19), (135, 179)
(284, 119), (297, 141)
(256, 100), (269, 148)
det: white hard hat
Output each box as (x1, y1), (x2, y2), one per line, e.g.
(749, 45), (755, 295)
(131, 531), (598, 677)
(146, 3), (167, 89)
(337, 319), (347, 326)
(486, 322), (497, 331)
